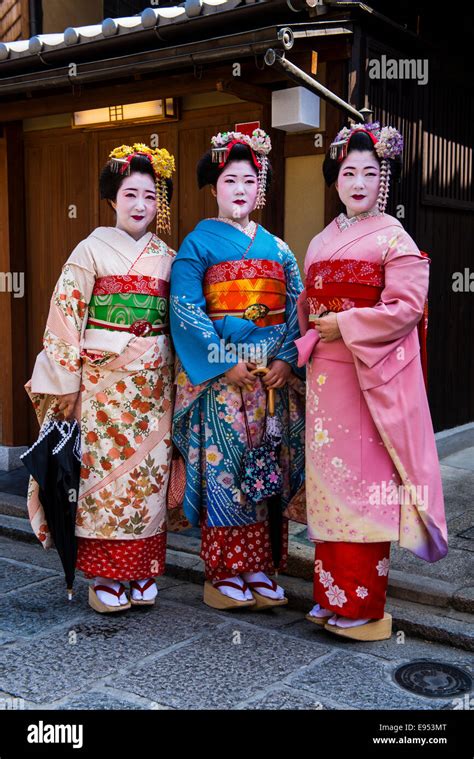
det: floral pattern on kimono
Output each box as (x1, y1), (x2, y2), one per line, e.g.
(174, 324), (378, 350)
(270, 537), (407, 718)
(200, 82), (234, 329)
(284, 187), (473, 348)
(170, 219), (305, 529)
(26, 227), (175, 548)
(298, 212), (447, 563)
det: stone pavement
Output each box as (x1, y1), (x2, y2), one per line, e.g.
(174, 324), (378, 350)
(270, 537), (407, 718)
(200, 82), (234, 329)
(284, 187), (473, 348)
(0, 429), (473, 653)
(0, 534), (472, 711)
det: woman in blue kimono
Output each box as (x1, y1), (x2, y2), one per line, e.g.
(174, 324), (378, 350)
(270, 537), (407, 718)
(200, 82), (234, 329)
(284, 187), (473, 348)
(170, 129), (305, 610)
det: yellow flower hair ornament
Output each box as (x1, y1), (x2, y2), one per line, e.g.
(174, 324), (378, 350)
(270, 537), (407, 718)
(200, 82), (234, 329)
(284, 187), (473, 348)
(108, 143), (175, 235)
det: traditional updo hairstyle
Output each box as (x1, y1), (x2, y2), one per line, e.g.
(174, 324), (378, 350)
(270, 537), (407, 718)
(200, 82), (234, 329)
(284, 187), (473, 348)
(197, 142), (273, 192)
(322, 129), (402, 213)
(99, 154), (173, 209)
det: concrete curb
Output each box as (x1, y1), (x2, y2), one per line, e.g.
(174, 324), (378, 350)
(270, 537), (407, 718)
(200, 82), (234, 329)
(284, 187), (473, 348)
(1, 517), (471, 652)
(2, 515), (473, 616)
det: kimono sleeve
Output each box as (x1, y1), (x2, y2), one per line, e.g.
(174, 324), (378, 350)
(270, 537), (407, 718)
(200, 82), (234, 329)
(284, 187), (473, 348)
(29, 243), (96, 395)
(274, 243), (304, 368)
(336, 228), (429, 369)
(169, 234), (238, 385)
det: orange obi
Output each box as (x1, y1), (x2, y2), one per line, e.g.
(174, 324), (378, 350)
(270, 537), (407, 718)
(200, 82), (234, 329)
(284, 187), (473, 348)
(203, 259), (286, 327)
(306, 258), (383, 323)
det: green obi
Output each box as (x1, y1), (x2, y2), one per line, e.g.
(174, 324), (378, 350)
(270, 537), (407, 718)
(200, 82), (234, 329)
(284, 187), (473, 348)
(86, 292), (168, 337)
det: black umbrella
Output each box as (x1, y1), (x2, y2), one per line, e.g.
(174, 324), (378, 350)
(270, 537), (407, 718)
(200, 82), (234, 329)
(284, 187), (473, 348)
(21, 419), (81, 600)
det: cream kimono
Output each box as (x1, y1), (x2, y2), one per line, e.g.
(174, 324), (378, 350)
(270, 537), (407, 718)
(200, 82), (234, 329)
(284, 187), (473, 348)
(26, 227), (174, 549)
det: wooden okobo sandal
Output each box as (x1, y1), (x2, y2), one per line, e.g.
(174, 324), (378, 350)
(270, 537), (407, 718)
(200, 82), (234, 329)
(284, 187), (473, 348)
(246, 577), (288, 610)
(88, 583), (131, 613)
(324, 612), (392, 641)
(203, 580), (256, 610)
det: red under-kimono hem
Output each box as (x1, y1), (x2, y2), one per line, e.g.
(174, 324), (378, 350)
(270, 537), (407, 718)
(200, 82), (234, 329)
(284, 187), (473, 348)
(313, 541), (390, 619)
(76, 532), (167, 581)
(200, 513), (289, 581)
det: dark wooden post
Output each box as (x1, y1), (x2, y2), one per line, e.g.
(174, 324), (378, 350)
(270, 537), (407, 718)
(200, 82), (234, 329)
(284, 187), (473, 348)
(0, 122), (29, 448)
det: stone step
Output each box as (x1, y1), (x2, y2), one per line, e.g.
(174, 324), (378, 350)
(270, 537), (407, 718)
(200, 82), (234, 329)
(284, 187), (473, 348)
(1, 508), (473, 616)
(163, 547), (474, 653)
(1, 513), (472, 651)
(167, 530), (474, 616)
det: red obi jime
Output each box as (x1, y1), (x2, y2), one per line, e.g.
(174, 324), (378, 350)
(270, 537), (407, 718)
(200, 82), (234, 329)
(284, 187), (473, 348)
(306, 258), (383, 324)
(203, 259), (287, 327)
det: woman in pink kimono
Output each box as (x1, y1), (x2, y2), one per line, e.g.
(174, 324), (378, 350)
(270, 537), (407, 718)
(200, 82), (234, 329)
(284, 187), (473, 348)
(296, 123), (448, 640)
(25, 143), (176, 613)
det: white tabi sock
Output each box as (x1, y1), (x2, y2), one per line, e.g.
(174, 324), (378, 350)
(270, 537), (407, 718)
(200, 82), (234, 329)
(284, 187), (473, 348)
(308, 603), (333, 619)
(130, 578), (158, 602)
(335, 616), (371, 628)
(93, 577), (128, 607)
(212, 575), (254, 601)
(241, 571), (285, 599)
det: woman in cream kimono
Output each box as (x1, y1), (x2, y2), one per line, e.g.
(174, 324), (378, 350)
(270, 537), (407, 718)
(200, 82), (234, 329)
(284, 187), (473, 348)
(26, 144), (176, 613)
(296, 123), (447, 641)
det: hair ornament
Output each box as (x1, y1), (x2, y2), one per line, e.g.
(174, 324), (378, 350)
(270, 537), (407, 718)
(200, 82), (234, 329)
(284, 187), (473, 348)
(108, 143), (175, 235)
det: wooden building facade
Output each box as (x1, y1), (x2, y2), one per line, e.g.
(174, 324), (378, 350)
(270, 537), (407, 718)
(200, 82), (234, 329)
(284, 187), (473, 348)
(0, 0), (472, 454)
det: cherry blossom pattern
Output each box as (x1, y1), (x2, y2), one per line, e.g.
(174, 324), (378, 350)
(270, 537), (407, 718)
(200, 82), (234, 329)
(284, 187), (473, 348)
(376, 557), (390, 576)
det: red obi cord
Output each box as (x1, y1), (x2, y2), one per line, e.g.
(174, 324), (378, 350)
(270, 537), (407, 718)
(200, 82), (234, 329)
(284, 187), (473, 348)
(92, 275), (169, 298)
(76, 532), (167, 581)
(313, 541), (390, 619)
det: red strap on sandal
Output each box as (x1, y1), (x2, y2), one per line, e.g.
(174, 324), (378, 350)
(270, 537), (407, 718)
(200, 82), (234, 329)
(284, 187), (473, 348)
(212, 580), (250, 592)
(245, 579), (277, 592)
(93, 584), (125, 599)
(131, 579), (155, 594)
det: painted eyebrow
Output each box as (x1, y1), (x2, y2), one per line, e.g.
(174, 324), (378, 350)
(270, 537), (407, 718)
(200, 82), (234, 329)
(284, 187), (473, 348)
(123, 188), (156, 193)
(223, 174), (257, 178)
(342, 165), (379, 170)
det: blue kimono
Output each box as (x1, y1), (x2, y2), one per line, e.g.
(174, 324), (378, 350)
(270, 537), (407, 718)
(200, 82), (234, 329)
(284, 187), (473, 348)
(170, 218), (305, 528)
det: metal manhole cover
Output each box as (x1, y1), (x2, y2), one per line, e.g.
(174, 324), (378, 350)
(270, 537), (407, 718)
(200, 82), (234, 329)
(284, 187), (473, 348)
(394, 661), (472, 698)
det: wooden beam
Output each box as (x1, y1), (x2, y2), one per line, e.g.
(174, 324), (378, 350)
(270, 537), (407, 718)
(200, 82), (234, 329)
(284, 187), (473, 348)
(0, 63), (293, 122)
(216, 79), (271, 106)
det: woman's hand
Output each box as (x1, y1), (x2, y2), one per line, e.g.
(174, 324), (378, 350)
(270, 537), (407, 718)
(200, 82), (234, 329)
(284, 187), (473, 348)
(312, 312), (341, 342)
(56, 392), (79, 419)
(261, 359), (292, 389)
(224, 362), (258, 389)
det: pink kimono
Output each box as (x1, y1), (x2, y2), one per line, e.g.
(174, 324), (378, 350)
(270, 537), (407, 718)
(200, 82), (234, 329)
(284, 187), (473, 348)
(296, 210), (448, 619)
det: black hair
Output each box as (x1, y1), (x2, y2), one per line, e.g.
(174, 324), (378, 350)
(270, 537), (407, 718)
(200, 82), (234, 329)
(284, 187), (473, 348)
(99, 154), (173, 205)
(196, 142), (273, 190)
(322, 130), (402, 187)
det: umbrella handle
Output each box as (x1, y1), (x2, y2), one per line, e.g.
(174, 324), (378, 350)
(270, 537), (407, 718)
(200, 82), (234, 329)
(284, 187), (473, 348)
(249, 367), (275, 416)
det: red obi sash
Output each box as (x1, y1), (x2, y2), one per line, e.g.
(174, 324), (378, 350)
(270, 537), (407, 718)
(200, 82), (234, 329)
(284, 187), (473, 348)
(305, 257), (429, 388)
(306, 259), (384, 316)
(203, 259), (286, 327)
(92, 274), (169, 298)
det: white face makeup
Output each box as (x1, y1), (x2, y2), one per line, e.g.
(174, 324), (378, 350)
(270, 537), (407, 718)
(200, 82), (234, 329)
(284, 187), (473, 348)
(213, 159), (259, 226)
(335, 150), (381, 218)
(111, 172), (156, 240)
